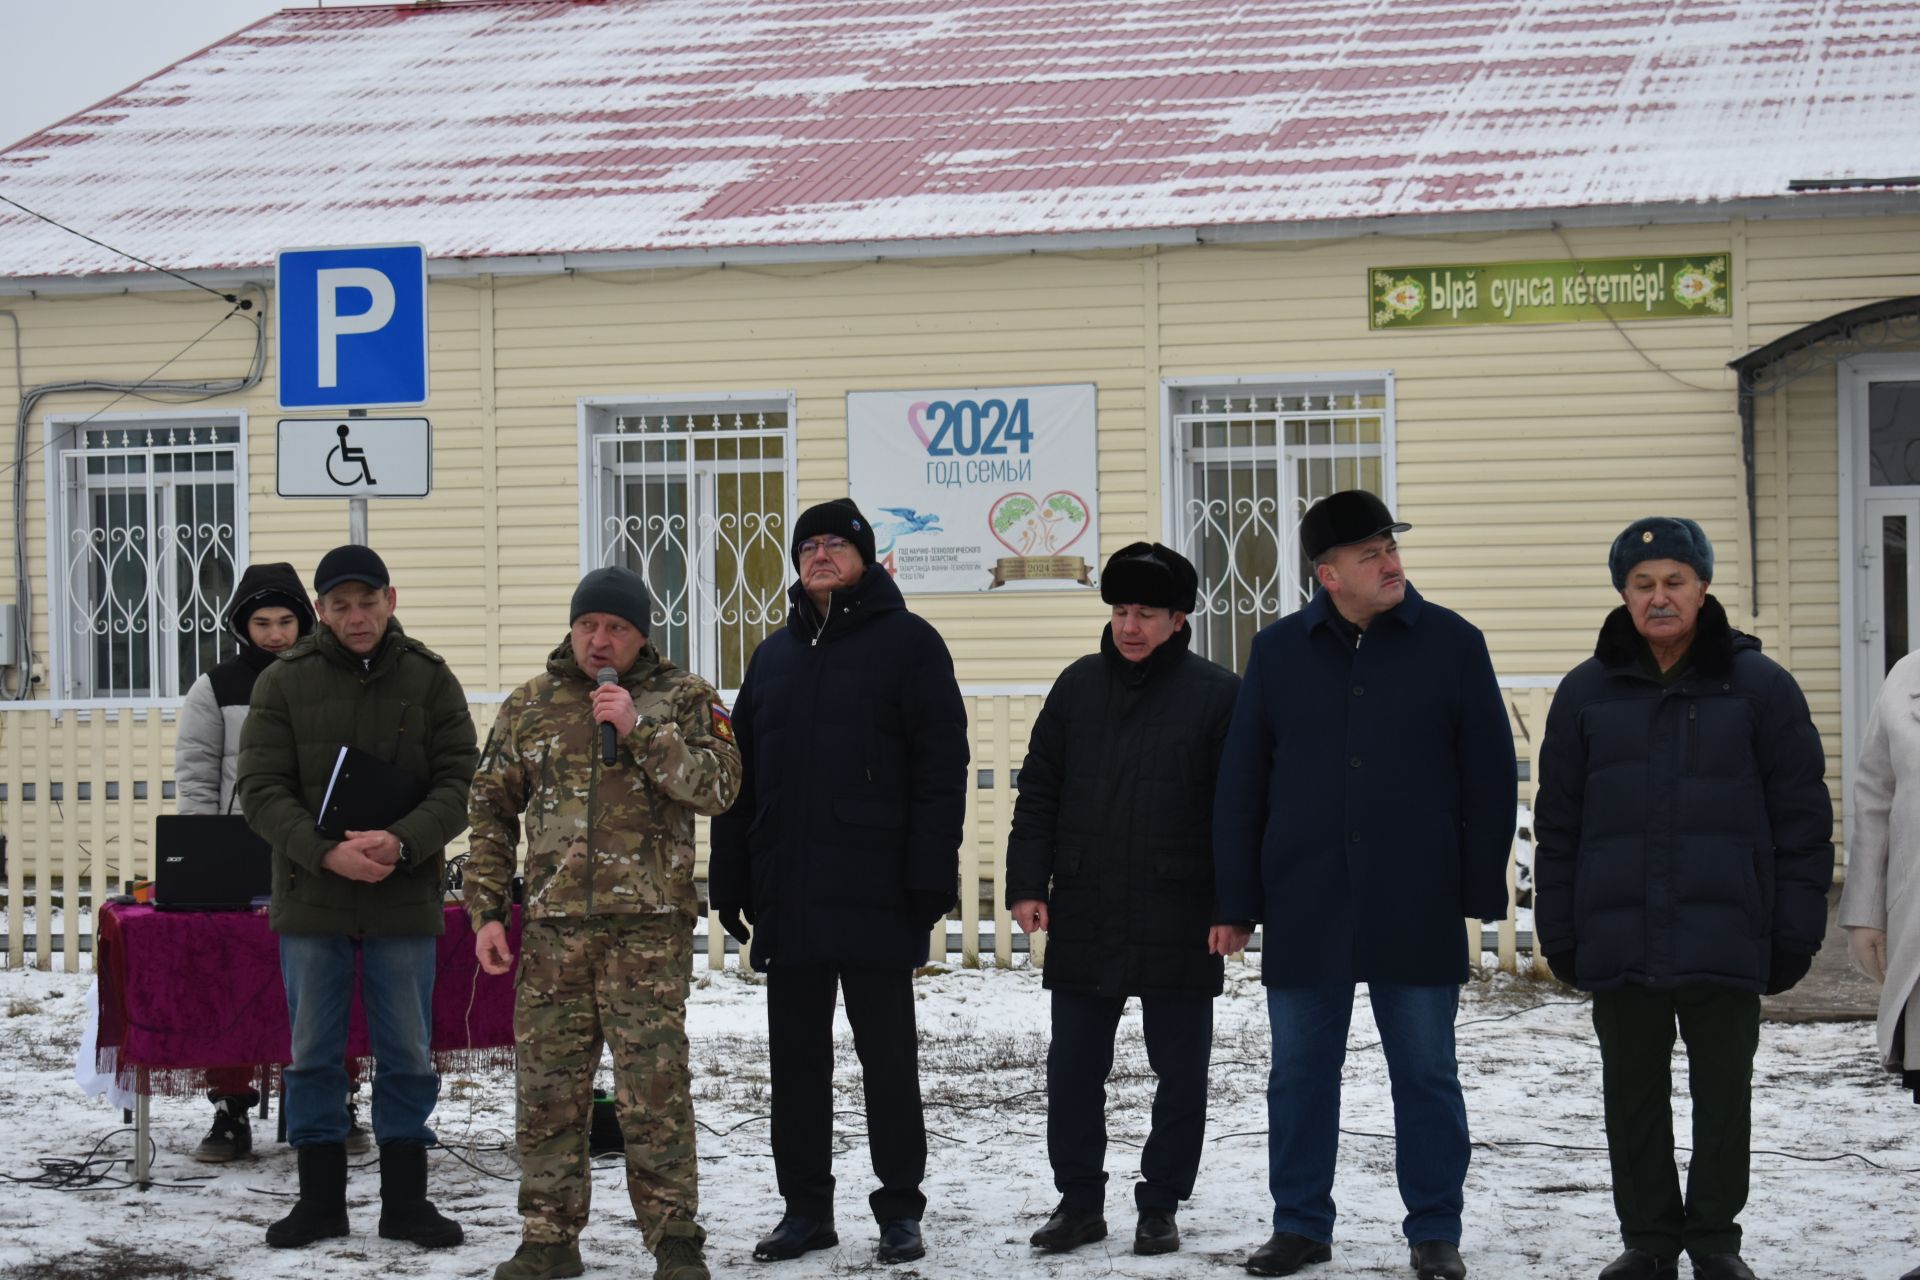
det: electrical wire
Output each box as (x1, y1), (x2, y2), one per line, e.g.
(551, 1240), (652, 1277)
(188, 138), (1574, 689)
(1549, 223), (1725, 395)
(1, 1127), (214, 1191)
(0, 194), (250, 306)
(3, 283), (268, 697)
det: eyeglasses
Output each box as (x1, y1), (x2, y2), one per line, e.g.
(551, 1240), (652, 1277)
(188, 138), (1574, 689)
(797, 536), (853, 559)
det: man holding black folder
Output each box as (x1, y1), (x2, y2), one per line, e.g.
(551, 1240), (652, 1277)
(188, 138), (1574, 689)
(238, 544), (479, 1252)
(465, 566), (742, 1280)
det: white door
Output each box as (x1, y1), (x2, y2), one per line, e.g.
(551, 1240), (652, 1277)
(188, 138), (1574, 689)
(1845, 367), (1920, 836)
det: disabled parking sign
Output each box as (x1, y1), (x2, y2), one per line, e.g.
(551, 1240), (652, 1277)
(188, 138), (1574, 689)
(276, 244), (429, 409)
(276, 418), (431, 498)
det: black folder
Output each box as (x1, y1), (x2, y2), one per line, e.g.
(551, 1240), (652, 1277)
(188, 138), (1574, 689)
(315, 745), (427, 840)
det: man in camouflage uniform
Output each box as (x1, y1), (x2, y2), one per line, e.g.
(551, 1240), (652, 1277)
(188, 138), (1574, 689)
(467, 566), (743, 1280)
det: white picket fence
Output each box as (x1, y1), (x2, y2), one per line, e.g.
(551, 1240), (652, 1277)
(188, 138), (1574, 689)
(0, 683), (1553, 974)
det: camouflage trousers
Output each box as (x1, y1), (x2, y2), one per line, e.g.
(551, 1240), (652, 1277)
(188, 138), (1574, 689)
(514, 914), (699, 1251)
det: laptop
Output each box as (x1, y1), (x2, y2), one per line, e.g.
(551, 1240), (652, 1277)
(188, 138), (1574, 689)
(153, 814), (273, 911)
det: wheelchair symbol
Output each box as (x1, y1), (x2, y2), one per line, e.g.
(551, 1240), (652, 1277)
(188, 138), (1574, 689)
(326, 423), (377, 487)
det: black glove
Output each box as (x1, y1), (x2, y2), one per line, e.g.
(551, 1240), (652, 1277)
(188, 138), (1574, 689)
(1765, 946), (1813, 996)
(912, 890), (955, 932)
(1545, 950), (1578, 986)
(716, 905), (751, 946)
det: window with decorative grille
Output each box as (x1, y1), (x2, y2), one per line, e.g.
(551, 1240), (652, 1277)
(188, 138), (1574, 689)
(53, 416), (246, 699)
(1168, 381), (1393, 672)
(584, 399), (793, 692)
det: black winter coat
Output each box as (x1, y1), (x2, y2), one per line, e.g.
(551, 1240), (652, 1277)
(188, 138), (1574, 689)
(1533, 596), (1834, 993)
(1212, 585), (1517, 986)
(708, 565), (969, 971)
(1004, 625), (1240, 997)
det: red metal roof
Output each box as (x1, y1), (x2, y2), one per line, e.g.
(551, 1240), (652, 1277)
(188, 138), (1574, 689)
(2, 0), (1918, 278)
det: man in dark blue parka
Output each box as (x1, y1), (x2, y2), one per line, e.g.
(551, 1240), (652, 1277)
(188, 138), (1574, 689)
(1533, 517), (1832, 1280)
(707, 499), (968, 1269)
(1213, 491), (1516, 1280)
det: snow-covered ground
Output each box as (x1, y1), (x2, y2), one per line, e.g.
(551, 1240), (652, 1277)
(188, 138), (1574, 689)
(1, 958), (1916, 1279)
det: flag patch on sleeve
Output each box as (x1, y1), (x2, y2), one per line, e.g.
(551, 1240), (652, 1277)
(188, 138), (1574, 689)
(709, 703), (735, 743)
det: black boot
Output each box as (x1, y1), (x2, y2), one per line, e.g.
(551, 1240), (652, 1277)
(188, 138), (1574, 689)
(266, 1144), (350, 1248)
(752, 1214), (838, 1261)
(1245, 1231), (1332, 1276)
(376, 1143), (463, 1249)
(1599, 1249), (1678, 1280)
(1029, 1200), (1106, 1253)
(1409, 1239), (1466, 1280)
(1691, 1257), (1757, 1280)
(1133, 1209), (1178, 1256)
(194, 1095), (254, 1163)
(876, 1220), (924, 1264)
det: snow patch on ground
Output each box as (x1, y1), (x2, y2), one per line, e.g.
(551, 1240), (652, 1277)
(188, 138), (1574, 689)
(1, 959), (1916, 1278)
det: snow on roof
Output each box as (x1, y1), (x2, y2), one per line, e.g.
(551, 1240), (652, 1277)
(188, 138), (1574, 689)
(3, 0), (1919, 279)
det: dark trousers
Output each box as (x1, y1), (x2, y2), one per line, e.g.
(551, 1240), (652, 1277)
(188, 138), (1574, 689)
(1590, 985), (1760, 1262)
(767, 962), (926, 1225)
(1047, 988), (1213, 1214)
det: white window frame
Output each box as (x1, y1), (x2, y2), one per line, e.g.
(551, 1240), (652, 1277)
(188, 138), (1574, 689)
(1159, 372), (1397, 669)
(577, 392), (797, 693)
(43, 408), (251, 703)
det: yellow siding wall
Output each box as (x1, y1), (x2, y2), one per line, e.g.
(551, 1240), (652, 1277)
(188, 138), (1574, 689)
(1, 213), (1918, 772)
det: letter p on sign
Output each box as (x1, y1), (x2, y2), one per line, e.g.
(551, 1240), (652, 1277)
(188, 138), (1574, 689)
(315, 268), (396, 387)
(276, 244), (429, 409)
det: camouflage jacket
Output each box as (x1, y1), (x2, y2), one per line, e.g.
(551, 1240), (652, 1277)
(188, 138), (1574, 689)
(465, 638), (742, 928)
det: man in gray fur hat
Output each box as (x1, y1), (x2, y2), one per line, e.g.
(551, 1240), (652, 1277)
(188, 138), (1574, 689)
(1534, 517), (1833, 1280)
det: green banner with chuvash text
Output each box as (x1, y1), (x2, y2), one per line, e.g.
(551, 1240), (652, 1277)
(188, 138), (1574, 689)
(1369, 254), (1731, 329)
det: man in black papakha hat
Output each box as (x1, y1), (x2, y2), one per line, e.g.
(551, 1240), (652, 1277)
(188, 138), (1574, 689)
(1213, 491), (1516, 1280)
(1004, 542), (1241, 1258)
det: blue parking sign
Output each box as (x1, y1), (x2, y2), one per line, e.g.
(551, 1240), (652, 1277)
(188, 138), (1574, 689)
(276, 244), (429, 409)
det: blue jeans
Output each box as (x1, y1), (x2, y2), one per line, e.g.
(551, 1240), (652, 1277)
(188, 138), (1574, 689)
(280, 933), (439, 1148)
(1265, 983), (1468, 1246)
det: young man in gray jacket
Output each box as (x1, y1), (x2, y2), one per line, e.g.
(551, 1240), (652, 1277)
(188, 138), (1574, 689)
(172, 560), (313, 1160)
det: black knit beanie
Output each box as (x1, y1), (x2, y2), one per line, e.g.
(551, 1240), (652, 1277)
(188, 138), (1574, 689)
(791, 498), (877, 568)
(570, 566), (654, 634)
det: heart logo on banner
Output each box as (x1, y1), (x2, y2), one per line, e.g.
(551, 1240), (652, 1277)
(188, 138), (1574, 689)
(988, 490), (1091, 556)
(907, 401), (934, 449)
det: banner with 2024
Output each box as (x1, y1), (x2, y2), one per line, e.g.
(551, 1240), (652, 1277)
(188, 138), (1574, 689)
(847, 383), (1100, 594)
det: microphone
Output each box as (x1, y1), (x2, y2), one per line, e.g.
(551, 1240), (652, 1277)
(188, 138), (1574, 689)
(596, 667), (619, 765)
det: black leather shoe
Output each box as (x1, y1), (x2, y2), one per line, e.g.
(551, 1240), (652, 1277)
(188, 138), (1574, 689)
(1900, 1263), (1920, 1280)
(1133, 1210), (1178, 1255)
(1030, 1201), (1107, 1253)
(1599, 1248), (1678, 1279)
(1691, 1256), (1758, 1280)
(1245, 1232), (1332, 1276)
(751, 1215), (838, 1262)
(1410, 1239), (1466, 1280)
(876, 1220), (924, 1264)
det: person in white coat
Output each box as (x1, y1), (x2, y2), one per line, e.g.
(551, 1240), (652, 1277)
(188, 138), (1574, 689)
(1840, 648), (1920, 1280)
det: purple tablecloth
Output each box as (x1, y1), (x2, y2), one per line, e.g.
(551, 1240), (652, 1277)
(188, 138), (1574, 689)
(94, 903), (520, 1096)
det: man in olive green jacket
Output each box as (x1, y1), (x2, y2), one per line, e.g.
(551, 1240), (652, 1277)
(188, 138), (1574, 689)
(238, 545), (478, 1253)
(467, 566), (742, 1280)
